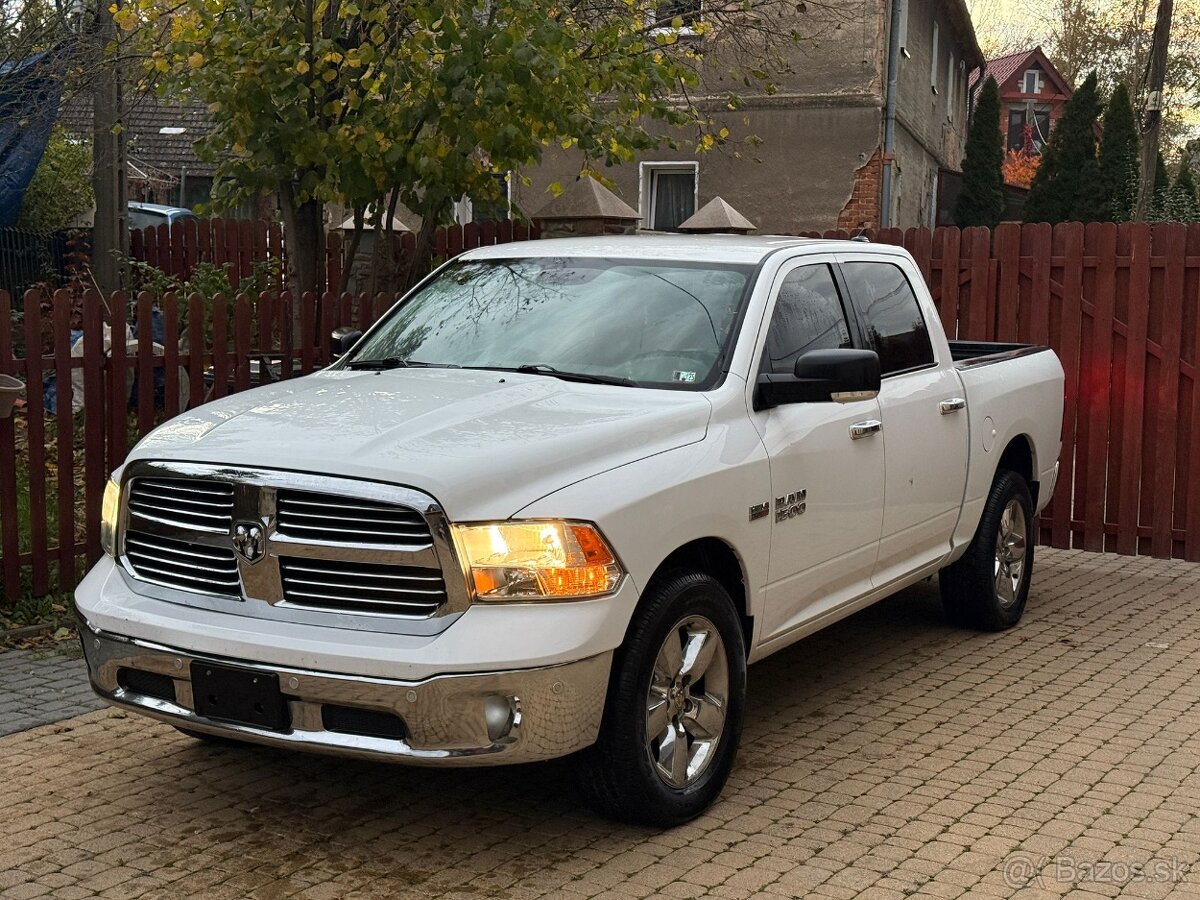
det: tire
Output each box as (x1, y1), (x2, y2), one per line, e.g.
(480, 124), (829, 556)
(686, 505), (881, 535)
(940, 469), (1035, 631)
(573, 571), (747, 827)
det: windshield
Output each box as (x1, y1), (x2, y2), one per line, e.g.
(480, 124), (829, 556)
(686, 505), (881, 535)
(344, 257), (753, 389)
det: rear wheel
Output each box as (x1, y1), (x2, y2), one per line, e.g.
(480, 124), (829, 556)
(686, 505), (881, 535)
(940, 469), (1035, 631)
(573, 571), (746, 827)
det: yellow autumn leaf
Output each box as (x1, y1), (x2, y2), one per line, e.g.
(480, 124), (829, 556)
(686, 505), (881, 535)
(187, 52), (204, 69)
(296, 59), (310, 74)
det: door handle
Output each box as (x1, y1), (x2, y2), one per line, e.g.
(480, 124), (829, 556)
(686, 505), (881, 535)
(939, 397), (967, 415)
(850, 419), (882, 440)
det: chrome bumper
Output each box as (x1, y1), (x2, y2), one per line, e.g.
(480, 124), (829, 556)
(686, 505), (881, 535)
(79, 618), (612, 765)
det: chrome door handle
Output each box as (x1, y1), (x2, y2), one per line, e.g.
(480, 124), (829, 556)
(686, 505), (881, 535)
(939, 397), (967, 415)
(850, 419), (882, 440)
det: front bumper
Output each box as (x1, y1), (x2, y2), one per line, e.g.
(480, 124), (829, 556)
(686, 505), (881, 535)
(79, 617), (612, 765)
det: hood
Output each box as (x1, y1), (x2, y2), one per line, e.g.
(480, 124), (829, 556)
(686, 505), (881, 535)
(129, 368), (712, 519)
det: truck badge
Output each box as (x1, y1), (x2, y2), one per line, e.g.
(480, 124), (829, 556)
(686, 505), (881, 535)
(749, 502), (769, 522)
(233, 522), (265, 563)
(775, 490), (807, 522)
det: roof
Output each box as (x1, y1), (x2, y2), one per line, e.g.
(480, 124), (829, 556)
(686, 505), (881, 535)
(969, 46), (1074, 98)
(532, 177), (639, 220)
(57, 92), (217, 177)
(678, 197), (757, 233)
(942, 0), (987, 71)
(460, 234), (912, 266)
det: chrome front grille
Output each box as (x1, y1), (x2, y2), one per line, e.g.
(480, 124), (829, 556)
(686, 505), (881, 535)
(124, 530), (241, 597)
(128, 478), (234, 533)
(276, 490), (433, 546)
(280, 558), (447, 616)
(116, 462), (468, 634)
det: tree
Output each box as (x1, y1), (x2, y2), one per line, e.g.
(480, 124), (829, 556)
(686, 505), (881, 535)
(120, 0), (816, 293)
(955, 77), (1005, 228)
(16, 127), (94, 232)
(1162, 162), (1199, 221)
(1155, 151), (1171, 200)
(1045, 0), (1200, 154)
(1024, 71), (1104, 224)
(1098, 82), (1139, 221)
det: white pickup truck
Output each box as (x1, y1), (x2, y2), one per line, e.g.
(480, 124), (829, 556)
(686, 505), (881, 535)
(78, 236), (1063, 825)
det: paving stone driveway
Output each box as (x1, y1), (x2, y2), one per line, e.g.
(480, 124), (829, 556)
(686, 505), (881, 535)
(4, 548), (1200, 900)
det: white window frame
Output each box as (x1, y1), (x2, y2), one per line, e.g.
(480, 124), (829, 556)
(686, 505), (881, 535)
(453, 172), (513, 225)
(1023, 69), (1040, 94)
(946, 54), (956, 119)
(639, 161), (699, 231)
(930, 22), (939, 92)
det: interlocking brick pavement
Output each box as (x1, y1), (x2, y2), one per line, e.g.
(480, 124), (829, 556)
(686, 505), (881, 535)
(3, 548), (1200, 899)
(0, 647), (105, 737)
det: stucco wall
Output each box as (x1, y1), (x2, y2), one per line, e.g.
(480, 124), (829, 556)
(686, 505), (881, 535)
(513, 103), (882, 234)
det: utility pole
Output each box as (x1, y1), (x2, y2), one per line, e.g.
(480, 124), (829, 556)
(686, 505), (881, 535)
(91, 0), (127, 295)
(1135, 0), (1173, 221)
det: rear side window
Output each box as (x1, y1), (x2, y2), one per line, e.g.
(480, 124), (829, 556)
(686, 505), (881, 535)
(842, 261), (934, 376)
(764, 264), (853, 374)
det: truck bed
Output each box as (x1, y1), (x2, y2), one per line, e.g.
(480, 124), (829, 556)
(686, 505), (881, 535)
(948, 340), (1052, 369)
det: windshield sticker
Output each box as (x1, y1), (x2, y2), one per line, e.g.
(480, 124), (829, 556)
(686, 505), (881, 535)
(673, 370), (697, 383)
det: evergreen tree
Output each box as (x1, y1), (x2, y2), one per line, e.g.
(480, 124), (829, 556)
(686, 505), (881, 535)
(955, 77), (1005, 228)
(1097, 83), (1139, 221)
(1152, 151), (1171, 214)
(1024, 72), (1105, 224)
(1165, 163), (1200, 221)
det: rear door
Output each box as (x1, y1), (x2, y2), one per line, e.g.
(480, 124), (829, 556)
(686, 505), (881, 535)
(838, 256), (969, 585)
(748, 256), (885, 640)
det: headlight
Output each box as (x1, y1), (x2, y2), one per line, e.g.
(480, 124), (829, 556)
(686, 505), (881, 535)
(100, 478), (121, 557)
(453, 521), (623, 601)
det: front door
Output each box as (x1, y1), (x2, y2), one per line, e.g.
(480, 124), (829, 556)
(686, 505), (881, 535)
(748, 259), (885, 642)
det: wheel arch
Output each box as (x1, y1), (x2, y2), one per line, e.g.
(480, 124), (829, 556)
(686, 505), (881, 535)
(996, 434), (1039, 506)
(644, 537), (753, 656)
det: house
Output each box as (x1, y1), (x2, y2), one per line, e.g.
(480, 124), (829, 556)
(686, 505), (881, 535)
(507, 0), (985, 233)
(968, 47), (1074, 156)
(57, 93), (264, 216)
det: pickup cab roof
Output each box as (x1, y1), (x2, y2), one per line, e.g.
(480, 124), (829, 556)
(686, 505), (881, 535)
(461, 234), (911, 266)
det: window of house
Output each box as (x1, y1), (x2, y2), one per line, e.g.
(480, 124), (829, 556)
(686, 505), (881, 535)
(842, 262), (934, 376)
(1006, 106), (1051, 154)
(897, 0), (910, 57)
(1023, 69), (1040, 94)
(641, 163), (698, 231)
(471, 173), (512, 223)
(651, 0), (701, 31)
(946, 54), (956, 119)
(763, 265), (853, 374)
(930, 22), (939, 92)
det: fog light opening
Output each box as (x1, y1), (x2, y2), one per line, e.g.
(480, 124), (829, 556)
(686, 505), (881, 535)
(484, 695), (517, 742)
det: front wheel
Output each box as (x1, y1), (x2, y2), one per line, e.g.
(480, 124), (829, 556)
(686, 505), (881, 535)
(940, 469), (1035, 631)
(573, 571), (747, 827)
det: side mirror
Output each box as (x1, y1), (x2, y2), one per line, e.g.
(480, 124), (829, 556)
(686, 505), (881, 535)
(755, 349), (881, 409)
(330, 327), (363, 360)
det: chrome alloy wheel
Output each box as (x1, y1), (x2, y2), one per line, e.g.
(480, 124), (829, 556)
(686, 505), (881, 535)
(994, 498), (1028, 609)
(645, 615), (729, 789)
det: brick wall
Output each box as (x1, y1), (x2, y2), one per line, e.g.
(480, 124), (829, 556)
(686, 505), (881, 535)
(837, 149), (883, 231)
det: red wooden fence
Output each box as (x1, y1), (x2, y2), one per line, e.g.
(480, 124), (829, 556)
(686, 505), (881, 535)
(131, 217), (541, 290)
(3, 221), (1200, 607)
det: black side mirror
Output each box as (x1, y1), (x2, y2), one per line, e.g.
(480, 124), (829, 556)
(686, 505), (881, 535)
(330, 327), (363, 360)
(755, 349), (881, 409)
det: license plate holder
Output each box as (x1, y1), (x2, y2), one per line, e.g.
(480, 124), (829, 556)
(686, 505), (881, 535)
(190, 662), (290, 732)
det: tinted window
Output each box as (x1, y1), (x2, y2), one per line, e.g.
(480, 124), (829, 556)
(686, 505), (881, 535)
(842, 262), (934, 376)
(764, 264), (852, 374)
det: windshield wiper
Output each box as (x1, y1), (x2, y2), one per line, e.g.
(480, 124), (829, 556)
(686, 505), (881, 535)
(344, 357), (450, 370)
(513, 364), (638, 387)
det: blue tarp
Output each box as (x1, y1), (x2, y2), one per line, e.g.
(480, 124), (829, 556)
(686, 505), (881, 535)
(0, 49), (68, 228)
